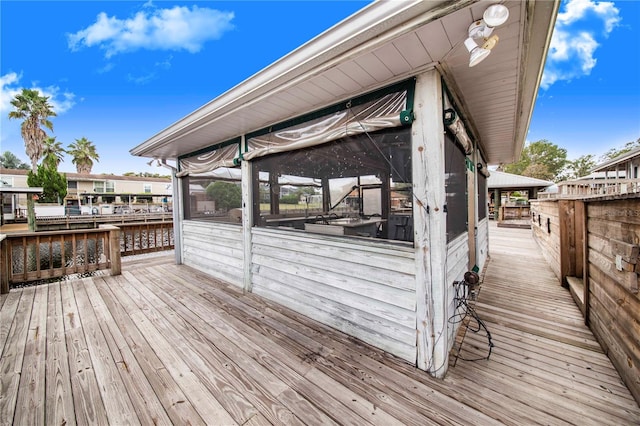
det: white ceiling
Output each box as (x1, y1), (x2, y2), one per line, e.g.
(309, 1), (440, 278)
(131, 0), (558, 165)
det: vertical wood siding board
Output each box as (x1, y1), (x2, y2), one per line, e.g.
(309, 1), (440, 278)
(412, 70), (447, 374)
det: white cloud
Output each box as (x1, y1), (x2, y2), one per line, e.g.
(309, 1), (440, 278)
(541, 0), (620, 90)
(0, 72), (22, 113)
(0, 72), (76, 115)
(68, 6), (235, 58)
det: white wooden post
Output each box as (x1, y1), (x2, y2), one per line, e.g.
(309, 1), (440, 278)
(412, 69), (448, 377)
(171, 169), (183, 265)
(241, 136), (254, 293)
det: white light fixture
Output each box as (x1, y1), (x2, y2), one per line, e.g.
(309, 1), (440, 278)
(464, 3), (510, 67)
(464, 37), (491, 67)
(483, 4), (510, 27)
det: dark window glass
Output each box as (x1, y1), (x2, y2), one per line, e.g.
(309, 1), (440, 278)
(478, 172), (487, 220)
(182, 168), (243, 224)
(252, 126), (413, 242)
(67, 180), (78, 189)
(445, 132), (468, 242)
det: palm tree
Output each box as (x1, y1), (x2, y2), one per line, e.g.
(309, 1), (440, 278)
(67, 137), (99, 174)
(8, 88), (57, 172)
(42, 137), (66, 168)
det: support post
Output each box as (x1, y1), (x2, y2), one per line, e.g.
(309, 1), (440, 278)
(100, 225), (121, 276)
(1, 235), (9, 294)
(171, 170), (183, 264)
(241, 139), (254, 293)
(413, 69), (448, 377)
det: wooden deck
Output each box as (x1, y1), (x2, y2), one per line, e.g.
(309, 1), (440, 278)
(1, 224), (638, 425)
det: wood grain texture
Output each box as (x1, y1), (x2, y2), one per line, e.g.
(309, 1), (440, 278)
(1, 225), (639, 426)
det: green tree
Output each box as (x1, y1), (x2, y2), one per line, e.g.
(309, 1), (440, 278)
(205, 181), (241, 211)
(42, 136), (66, 168)
(27, 157), (67, 203)
(504, 139), (567, 181)
(8, 88), (57, 172)
(0, 151), (30, 170)
(600, 137), (640, 162)
(565, 154), (596, 180)
(68, 137), (99, 174)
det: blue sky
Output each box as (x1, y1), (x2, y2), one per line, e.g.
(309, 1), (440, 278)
(1, 0), (639, 175)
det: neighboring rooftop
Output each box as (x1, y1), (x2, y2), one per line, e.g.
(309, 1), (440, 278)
(0, 168), (170, 183)
(488, 170), (554, 190)
(592, 146), (640, 173)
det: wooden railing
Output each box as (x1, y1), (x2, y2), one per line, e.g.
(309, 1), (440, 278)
(0, 225), (121, 293)
(118, 221), (174, 256)
(36, 212), (172, 230)
(539, 178), (640, 199)
(0, 221), (174, 292)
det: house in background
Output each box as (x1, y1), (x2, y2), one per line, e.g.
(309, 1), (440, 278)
(131, 1), (558, 377)
(0, 167), (172, 218)
(545, 147), (640, 198)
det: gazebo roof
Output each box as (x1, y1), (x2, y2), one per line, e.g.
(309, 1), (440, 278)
(488, 170), (553, 190)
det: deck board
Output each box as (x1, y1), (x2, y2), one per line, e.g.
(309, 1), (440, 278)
(1, 223), (639, 425)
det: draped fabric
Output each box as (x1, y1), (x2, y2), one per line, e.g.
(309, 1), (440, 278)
(177, 143), (239, 177)
(443, 93), (473, 155)
(244, 90), (408, 161)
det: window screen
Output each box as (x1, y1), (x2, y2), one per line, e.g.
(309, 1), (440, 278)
(478, 172), (487, 220)
(445, 131), (468, 242)
(182, 167), (242, 224)
(252, 126), (413, 242)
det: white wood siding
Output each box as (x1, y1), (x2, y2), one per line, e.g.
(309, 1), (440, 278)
(250, 228), (417, 362)
(477, 217), (489, 271)
(445, 232), (470, 349)
(182, 221), (244, 287)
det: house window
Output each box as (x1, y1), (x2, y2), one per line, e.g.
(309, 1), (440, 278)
(445, 131), (468, 242)
(143, 183), (152, 193)
(94, 180), (115, 193)
(68, 181), (78, 189)
(252, 126), (412, 241)
(181, 168), (242, 224)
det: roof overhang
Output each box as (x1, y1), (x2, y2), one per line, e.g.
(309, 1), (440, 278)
(0, 187), (43, 194)
(131, 0), (559, 165)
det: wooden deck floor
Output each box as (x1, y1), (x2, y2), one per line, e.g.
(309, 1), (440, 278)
(1, 224), (638, 425)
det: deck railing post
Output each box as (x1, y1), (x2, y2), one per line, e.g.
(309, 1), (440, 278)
(1, 235), (9, 294)
(100, 225), (121, 276)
